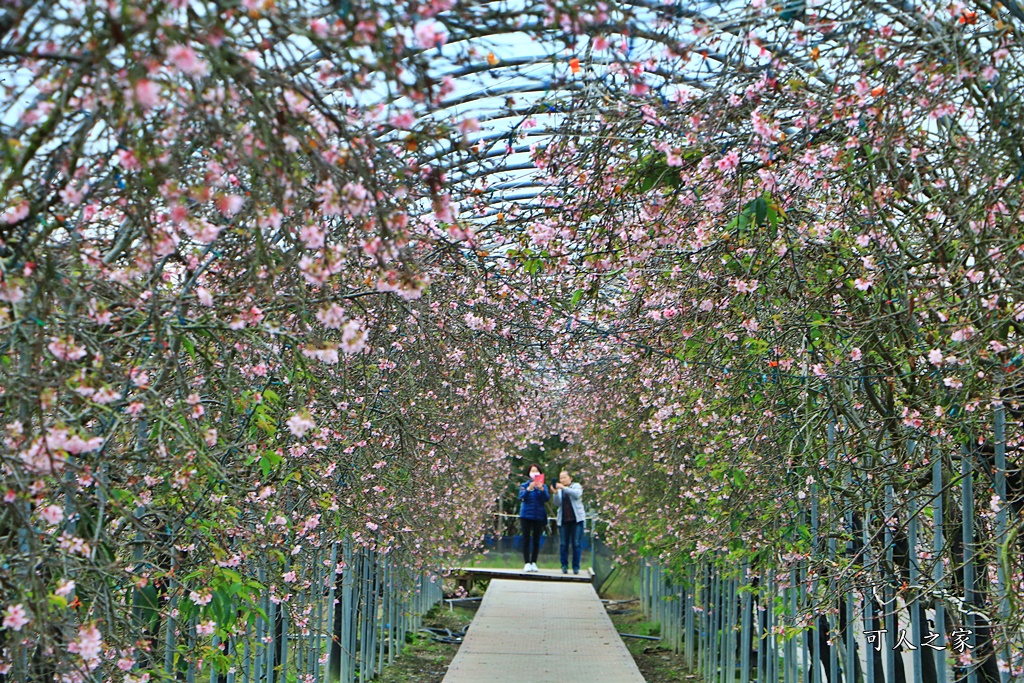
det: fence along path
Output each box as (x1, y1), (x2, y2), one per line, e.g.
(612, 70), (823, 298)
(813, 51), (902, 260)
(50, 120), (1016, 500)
(144, 538), (443, 683)
(635, 411), (1021, 683)
(442, 578), (646, 683)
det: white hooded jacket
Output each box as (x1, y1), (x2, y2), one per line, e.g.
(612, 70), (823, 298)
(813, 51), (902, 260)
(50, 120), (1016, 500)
(550, 482), (586, 526)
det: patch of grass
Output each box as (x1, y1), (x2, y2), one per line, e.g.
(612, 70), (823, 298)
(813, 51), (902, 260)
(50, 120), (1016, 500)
(607, 601), (694, 683)
(599, 563), (641, 600)
(375, 605), (475, 683)
(620, 619), (661, 639)
(465, 551), (594, 571)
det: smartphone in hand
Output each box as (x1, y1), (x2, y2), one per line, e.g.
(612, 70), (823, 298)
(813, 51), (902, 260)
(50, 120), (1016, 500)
(534, 474), (545, 487)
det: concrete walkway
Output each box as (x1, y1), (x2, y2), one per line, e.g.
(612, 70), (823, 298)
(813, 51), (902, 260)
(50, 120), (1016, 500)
(442, 578), (647, 683)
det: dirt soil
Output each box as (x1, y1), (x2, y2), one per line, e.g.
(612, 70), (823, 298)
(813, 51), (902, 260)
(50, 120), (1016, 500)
(375, 604), (475, 683)
(606, 600), (696, 683)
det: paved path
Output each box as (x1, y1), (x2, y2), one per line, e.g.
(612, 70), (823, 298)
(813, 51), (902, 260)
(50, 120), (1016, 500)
(442, 578), (647, 683)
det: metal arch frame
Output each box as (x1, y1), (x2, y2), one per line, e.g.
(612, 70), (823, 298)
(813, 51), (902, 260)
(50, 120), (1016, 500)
(362, 0), (846, 227)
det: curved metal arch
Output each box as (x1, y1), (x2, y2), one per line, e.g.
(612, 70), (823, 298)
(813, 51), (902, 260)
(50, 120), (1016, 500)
(386, 0), (826, 224)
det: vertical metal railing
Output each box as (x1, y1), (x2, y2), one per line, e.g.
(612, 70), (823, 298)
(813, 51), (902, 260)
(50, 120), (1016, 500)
(637, 408), (1018, 683)
(157, 537), (442, 683)
(993, 405), (1011, 683)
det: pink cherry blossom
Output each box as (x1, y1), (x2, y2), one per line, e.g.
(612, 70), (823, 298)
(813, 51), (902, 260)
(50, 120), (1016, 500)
(91, 387), (121, 405)
(2, 604), (29, 631)
(2, 200), (29, 224)
(317, 304), (345, 329)
(0, 282), (24, 304)
(302, 345), (340, 364)
(45, 428), (103, 455)
(390, 111), (416, 130)
(47, 337), (87, 362)
(218, 194), (245, 216)
(309, 17), (329, 38)
(300, 225), (325, 249)
(731, 279), (758, 294)
(68, 623), (103, 668)
(286, 411), (316, 438)
(458, 117), (480, 135)
(950, 327), (974, 342)
(414, 20), (448, 49)
(340, 319), (368, 354)
(132, 79), (162, 110)
(167, 45), (209, 77)
(39, 505), (64, 526)
(189, 591), (213, 606)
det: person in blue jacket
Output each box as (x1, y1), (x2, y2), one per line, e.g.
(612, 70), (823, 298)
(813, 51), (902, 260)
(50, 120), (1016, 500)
(519, 463), (550, 572)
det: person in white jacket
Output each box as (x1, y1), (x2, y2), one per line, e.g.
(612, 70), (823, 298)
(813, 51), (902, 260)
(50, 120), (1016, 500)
(550, 471), (586, 574)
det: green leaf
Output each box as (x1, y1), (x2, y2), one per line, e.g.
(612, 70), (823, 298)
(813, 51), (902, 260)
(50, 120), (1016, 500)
(111, 488), (137, 504)
(220, 569), (243, 584)
(259, 450), (283, 477)
(211, 589), (232, 627)
(178, 598), (197, 623)
(754, 197), (768, 226)
(745, 338), (770, 355)
(766, 205), (779, 241)
(571, 289), (584, 307)
(182, 336), (196, 360)
(254, 414), (277, 436)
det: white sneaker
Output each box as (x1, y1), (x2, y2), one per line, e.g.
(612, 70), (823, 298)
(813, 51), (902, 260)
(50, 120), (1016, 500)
(530, 563), (539, 572)
(523, 563), (531, 572)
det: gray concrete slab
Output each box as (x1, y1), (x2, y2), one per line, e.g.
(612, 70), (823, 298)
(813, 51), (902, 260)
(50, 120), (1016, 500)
(441, 578), (647, 683)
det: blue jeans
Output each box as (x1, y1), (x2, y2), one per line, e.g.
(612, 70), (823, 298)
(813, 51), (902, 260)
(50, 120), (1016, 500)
(559, 521), (584, 571)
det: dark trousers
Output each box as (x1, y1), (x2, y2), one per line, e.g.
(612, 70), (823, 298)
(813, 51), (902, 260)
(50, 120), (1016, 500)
(559, 520), (584, 571)
(521, 518), (545, 563)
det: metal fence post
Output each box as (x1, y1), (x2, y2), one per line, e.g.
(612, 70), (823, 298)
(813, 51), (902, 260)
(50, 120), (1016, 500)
(864, 498), (875, 683)
(726, 575), (738, 683)
(993, 404), (1010, 683)
(826, 420), (838, 683)
(686, 563), (696, 668)
(740, 562), (752, 683)
(933, 453), (947, 683)
(908, 439), (924, 683)
(766, 570), (776, 683)
(885, 482), (896, 683)
(961, 445), (978, 683)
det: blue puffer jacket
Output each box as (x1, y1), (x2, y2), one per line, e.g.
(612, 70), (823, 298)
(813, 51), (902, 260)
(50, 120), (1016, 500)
(519, 481), (550, 521)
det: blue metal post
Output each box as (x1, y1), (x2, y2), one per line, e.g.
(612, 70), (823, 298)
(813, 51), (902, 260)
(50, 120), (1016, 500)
(961, 445), (977, 683)
(994, 405), (1010, 683)
(933, 455), (947, 683)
